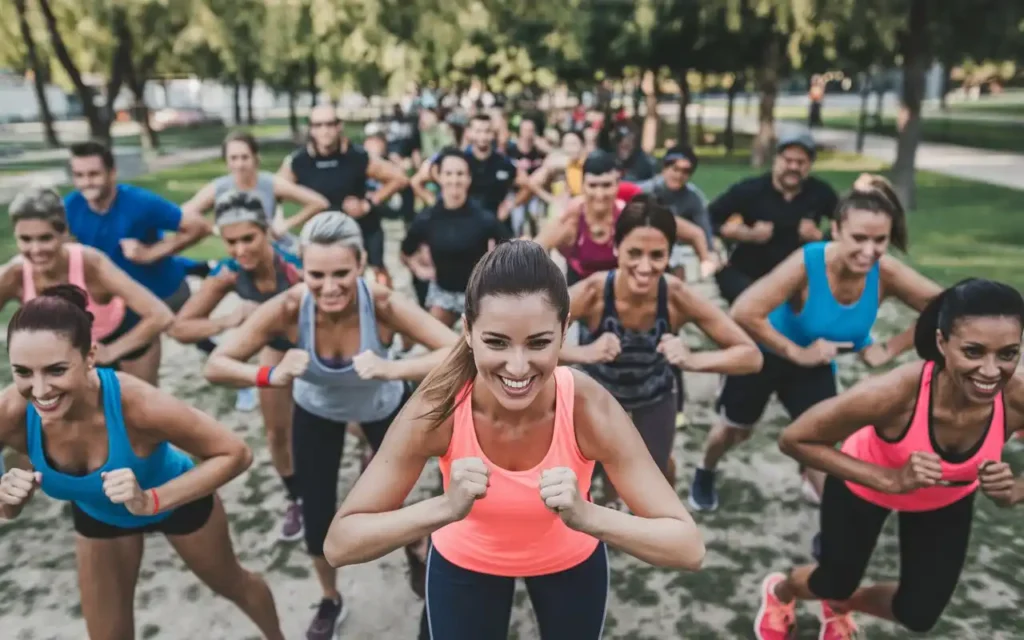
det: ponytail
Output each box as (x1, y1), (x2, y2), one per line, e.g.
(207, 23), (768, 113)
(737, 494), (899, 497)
(417, 337), (477, 429)
(913, 289), (950, 364)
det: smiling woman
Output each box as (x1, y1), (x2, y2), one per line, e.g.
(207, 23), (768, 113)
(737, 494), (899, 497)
(323, 240), (705, 640)
(0, 285), (284, 640)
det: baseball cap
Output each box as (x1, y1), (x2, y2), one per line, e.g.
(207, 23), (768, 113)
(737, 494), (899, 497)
(776, 131), (817, 161)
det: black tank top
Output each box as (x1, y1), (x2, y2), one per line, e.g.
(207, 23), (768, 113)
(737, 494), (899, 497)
(289, 143), (370, 209)
(578, 271), (675, 410)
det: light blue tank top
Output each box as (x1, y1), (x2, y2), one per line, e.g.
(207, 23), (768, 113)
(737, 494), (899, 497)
(26, 368), (194, 528)
(291, 280), (404, 423)
(768, 241), (879, 353)
(213, 171), (277, 222)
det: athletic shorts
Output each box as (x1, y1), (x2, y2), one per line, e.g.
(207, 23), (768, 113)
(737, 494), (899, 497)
(363, 226), (386, 269)
(426, 282), (466, 316)
(716, 350), (836, 427)
(71, 494), (214, 539)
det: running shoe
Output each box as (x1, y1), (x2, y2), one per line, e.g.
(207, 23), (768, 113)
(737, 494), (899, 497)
(818, 600), (859, 639)
(235, 387), (258, 412)
(279, 500), (304, 542)
(688, 467), (719, 511)
(753, 572), (797, 640)
(307, 596), (347, 639)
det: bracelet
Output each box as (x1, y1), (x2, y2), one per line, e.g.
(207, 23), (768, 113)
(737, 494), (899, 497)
(150, 489), (160, 515)
(256, 366), (275, 387)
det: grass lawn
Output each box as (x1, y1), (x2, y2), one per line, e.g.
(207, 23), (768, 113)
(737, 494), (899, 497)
(791, 113), (1024, 153)
(948, 101), (1024, 117)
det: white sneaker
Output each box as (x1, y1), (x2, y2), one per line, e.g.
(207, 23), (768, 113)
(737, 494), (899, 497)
(235, 387), (258, 412)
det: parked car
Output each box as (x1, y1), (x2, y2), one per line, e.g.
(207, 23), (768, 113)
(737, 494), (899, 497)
(149, 108), (223, 131)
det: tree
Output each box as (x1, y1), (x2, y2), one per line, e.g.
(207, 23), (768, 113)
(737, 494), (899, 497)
(14, 0), (60, 147)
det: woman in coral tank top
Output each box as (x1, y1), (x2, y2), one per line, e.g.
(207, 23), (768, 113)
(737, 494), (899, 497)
(323, 240), (704, 639)
(754, 279), (1024, 640)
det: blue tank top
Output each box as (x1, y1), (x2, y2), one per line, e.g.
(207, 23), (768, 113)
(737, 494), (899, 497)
(768, 241), (879, 353)
(578, 271), (675, 410)
(26, 368), (194, 528)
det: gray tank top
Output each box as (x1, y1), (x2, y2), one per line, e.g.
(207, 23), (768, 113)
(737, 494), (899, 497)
(213, 171), (277, 222)
(291, 280), (404, 423)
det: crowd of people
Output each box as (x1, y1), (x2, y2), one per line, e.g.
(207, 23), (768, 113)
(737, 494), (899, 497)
(0, 95), (1022, 640)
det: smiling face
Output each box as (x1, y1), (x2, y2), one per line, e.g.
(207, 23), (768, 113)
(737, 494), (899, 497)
(938, 315), (1023, 402)
(662, 158), (693, 191)
(302, 243), (363, 314)
(438, 155), (471, 204)
(224, 140), (258, 178)
(467, 293), (565, 412)
(832, 209), (892, 274)
(15, 218), (65, 270)
(69, 155), (116, 208)
(9, 330), (94, 424)
(617, 226), (670, 295)
(468, 118), (494, 153)
(582, 170), (618, 215)
(220, 221), (270, 271)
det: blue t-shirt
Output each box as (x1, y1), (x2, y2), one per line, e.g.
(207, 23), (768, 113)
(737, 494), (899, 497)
(64, 184), (186, 298)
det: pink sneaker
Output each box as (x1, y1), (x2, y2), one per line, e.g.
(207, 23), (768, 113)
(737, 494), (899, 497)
(818, 600), (859, 640)
(754, 573), (797, 640)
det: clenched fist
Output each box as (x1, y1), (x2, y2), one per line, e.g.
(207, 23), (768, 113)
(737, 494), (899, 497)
(888, 451), (943, 494)
(269, 349), (310, 386)
(656, 334), (691, 369)
(445, 457), (489, 522)
(352, 351), (394, 381)
(583, 333), (621, 364)
(539, 467), (587, 529)
(0, 468), (41, 508)
(101, 468), (156, 515)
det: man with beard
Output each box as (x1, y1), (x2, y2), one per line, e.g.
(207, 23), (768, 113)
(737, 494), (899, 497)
(63, 140), (212, 383)
(710, 132), (838, 304)
(277, 105), (409, 276)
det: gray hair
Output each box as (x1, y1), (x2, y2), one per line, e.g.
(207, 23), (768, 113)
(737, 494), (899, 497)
(299, 211), (364, 255)
(214, 189), (268, 230)
(9, 186), (67, 232)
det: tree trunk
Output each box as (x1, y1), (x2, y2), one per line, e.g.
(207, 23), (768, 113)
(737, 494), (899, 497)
(872, 83), (885, 128)
(725, 73), (741, 155)
(855, 71), (871, 154)
(246, 79), (255, 125)
(288, 87), (299, 139)
(694, 74), (705, 145)
(306, 54), (318, 104)
(125, 59), (159, 151)
(104, 11), (132, 139)
(890, 0), (929, 211)
(752, 38), (780, 167)
(37, 0), (107, 141)
(938, 55), (953, 111)
(674, 67), (691, 145)
(15, 0), (60, 147)
(640, 68), (659, 153)
(232, 81), (242, 125)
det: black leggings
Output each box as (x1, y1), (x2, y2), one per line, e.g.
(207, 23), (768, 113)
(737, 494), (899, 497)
(424, 542), (609, 639)
(808, 475), (974, 633)
(292, 391), (408, 556)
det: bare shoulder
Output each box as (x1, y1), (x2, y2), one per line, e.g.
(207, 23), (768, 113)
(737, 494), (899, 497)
(0, 256), (24, 288)
(572, 271), (605, 302)
(1001, 372), (1024, 425)
(0, 385), (29, 449)
(855, 360), (925, 409)
(569, 368), (613, 421)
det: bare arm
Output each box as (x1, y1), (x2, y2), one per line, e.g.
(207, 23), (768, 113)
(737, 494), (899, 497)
(0, 259), (25, 318)
(526, 163), (557, 204)
(166, 272), (237, 344)
(999, 377), (1024, 505)
(719, 214), (759, 243)
(274, 176), (329, 232)
(276, 152), (298, 182)
(86, 248), (174, 361)
(558, 275), (604, 365)
(778, 363), (922, 493)
(367, 156), (410, 205)
(121, 375), (252, 512)
(572, 371), (704, 570)
(409, 159), (437, 206)
(731, 250), (809, 360)
(874, 255), (943, 357)
(0, 388), (31, 520)
(203, 287), (300, 387)
(179, 182), (217, 219)
(373, 283), (459, 380)
(132, 211), (213, 264)
(674, 216), (711, 262)
(670, 278), (762, 374)
(324, 391), (453, 566)
(533, 200), (579, 251)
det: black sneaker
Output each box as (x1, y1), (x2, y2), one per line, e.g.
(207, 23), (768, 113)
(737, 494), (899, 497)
(688, 467), (720, 511)
(306, 596), (347, 639)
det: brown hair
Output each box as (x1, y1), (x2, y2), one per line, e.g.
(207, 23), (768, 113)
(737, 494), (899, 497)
(8, 284), (94, 355)
(834, 173), (908, 252)
(221, 130), (260, 161)
(417, 240), (569, 428)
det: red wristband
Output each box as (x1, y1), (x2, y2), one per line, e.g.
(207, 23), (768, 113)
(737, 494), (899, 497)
(150, 489), (160, 515)
(256, 366), (274, 387)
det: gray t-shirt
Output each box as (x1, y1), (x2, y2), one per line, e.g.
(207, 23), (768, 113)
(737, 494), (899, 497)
(638, 176), (713, 244)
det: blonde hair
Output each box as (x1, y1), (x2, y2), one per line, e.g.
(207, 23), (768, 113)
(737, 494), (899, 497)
(299, 211), (364, 256)
(9, 186), (67, 232)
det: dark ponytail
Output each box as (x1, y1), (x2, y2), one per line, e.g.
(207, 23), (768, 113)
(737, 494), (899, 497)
(8, 284), (94, 355)
(914, 278), (1024, 365)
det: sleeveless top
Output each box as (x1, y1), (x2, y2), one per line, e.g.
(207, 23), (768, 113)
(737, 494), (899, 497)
(216, 251), (301, 352)
(213, 171), (276, 223)
(21, 243), (125, 341)
(291, 280), (404, 423)
(560, 200), (624, 279)
(768, 241), (879, 354)
(26, 368), (195, 528)
(431, 368), (599, 577)
(842, 361), (1005, 512)
(578, 271), (675, 410)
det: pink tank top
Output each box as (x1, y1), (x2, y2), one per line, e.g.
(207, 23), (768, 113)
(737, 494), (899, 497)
(21, 244), (126, 341)
(561, 200), (624, 279)
(842, 361), (1005, 512)
(431, 367), (599, 577)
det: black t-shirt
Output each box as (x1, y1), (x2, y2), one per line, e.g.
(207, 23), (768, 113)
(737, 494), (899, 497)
(506, 140), (546, 175)
(466, 150), (517, 216)
(709, 174), (839, 280)
(289, 143), (369, 210)
(400, 201), (512, 292)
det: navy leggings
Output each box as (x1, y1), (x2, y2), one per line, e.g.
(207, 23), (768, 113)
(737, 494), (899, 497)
(422, 541), (609, 639)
